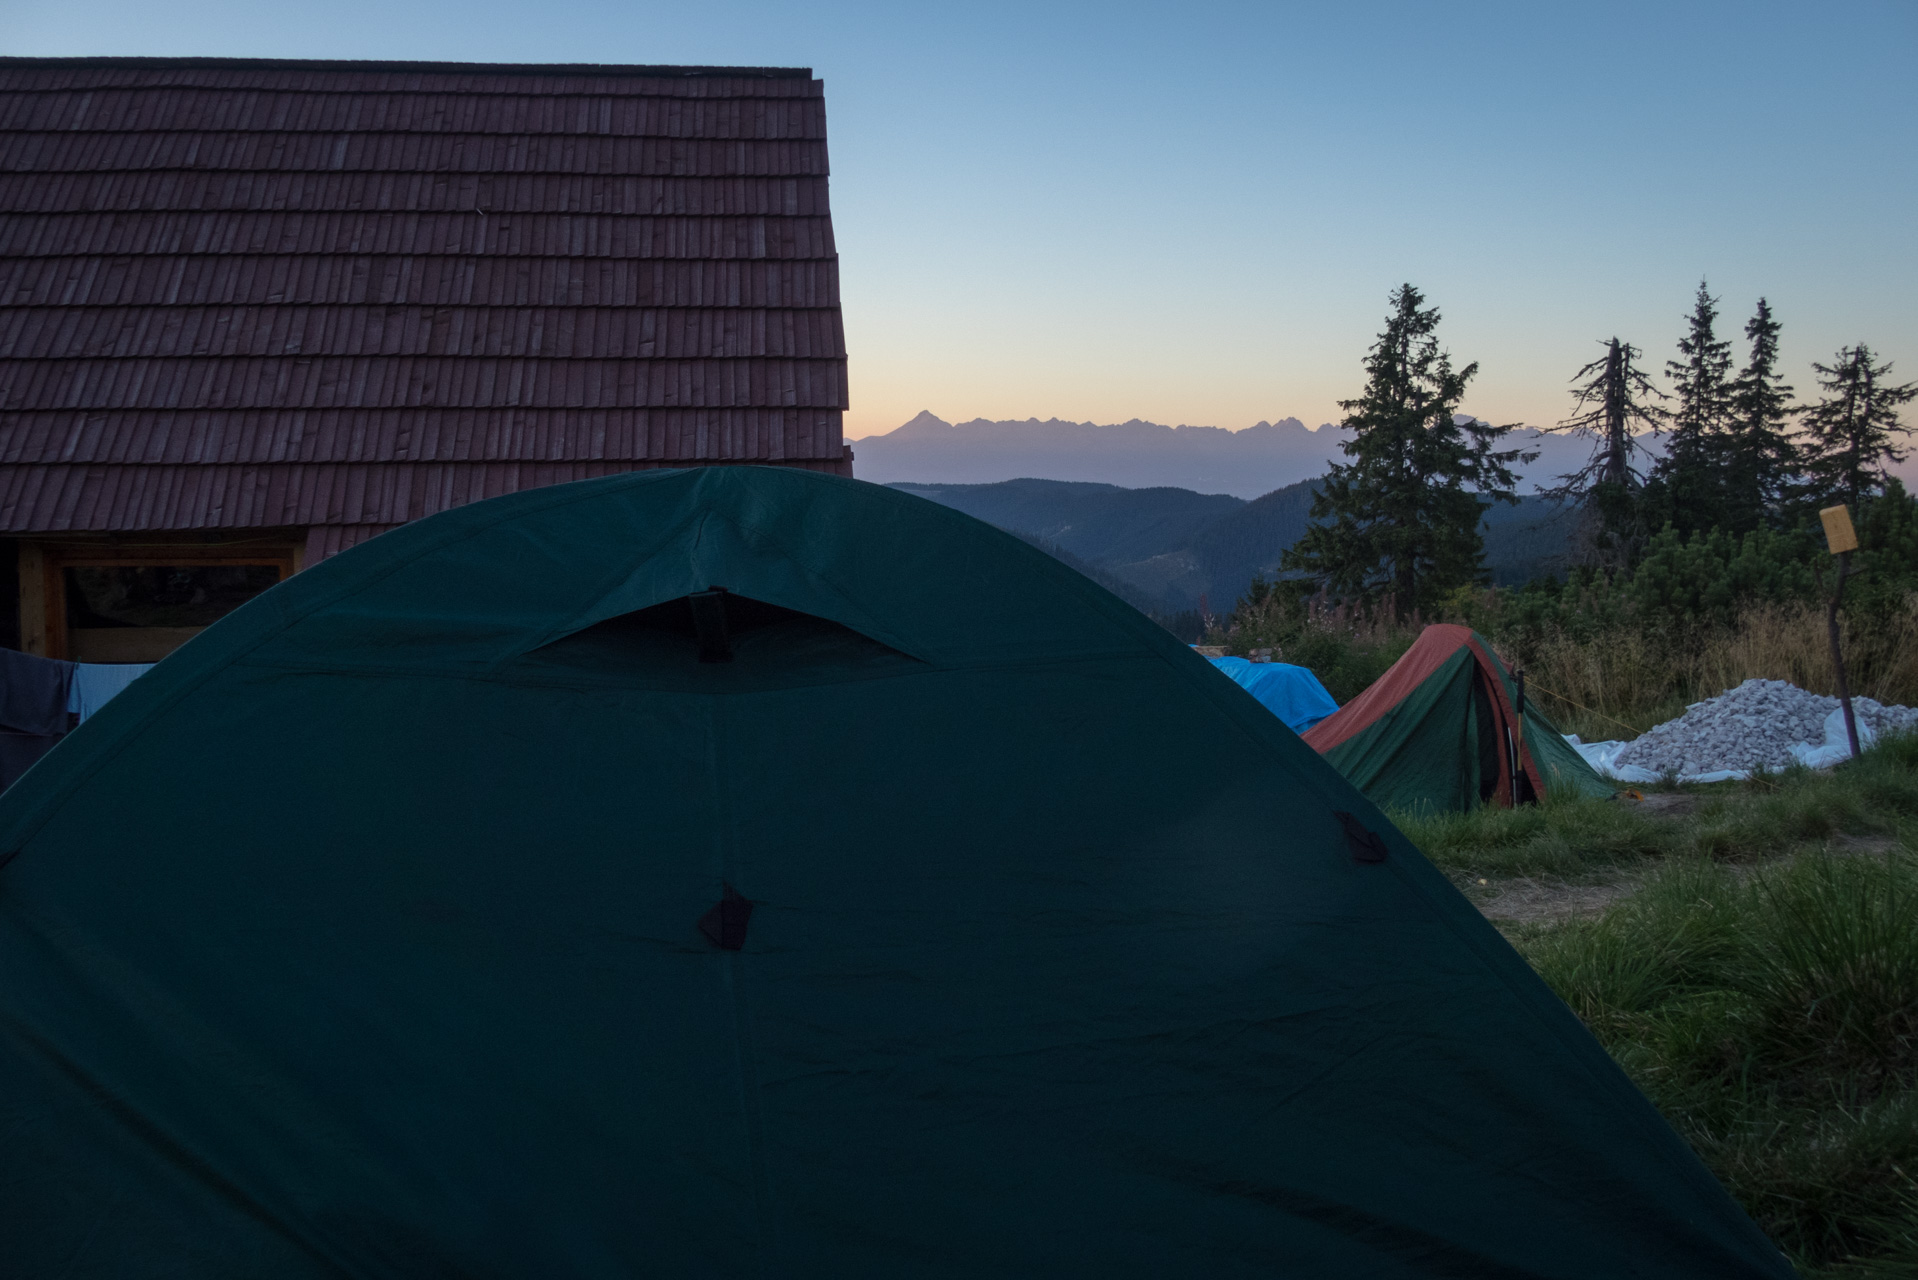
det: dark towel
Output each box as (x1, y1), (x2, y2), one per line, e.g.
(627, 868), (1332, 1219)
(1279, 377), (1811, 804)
(0, 648), (74, 736)
(0, 648), (75, 789)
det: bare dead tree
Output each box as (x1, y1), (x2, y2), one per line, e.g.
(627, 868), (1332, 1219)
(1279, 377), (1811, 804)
(1543, 337), (1668, 568)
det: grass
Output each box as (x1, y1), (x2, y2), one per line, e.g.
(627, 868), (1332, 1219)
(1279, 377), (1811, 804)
(1403, 733), (1918, 1276)
(1395, 737), (1918, 880)
(1394, 784), (1679, 878)
(1525, 851), (1918, 1276)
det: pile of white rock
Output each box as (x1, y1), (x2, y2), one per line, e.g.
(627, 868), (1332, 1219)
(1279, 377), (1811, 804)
(1570, 678), (1918, 784)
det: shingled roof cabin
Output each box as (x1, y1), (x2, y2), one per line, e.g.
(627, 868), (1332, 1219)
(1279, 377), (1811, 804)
(0, 56), (850, 663)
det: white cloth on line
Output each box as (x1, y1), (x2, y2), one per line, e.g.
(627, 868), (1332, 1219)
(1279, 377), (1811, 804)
(67, 663), (154, 723)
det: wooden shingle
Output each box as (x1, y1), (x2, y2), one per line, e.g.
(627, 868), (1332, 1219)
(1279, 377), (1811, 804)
(0, 56), (852, 561)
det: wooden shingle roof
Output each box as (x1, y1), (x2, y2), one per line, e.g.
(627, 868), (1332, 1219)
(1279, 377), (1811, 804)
(0, 57), (851, 557)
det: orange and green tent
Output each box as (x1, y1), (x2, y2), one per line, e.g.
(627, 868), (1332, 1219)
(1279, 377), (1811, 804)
(1303, 624), (1612, 815)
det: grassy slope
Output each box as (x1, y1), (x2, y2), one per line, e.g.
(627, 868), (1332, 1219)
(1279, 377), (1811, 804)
(1393, 736), (1918, 1276)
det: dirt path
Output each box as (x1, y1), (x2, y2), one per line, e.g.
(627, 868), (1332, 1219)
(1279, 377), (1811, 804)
(1458, 793), (1679, 925)
(1461, 825), (1899, 928)
(1468, 873), (1642, 926)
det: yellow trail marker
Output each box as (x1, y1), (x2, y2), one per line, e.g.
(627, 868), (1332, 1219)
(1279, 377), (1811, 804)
(1821, 504), (1859, 554)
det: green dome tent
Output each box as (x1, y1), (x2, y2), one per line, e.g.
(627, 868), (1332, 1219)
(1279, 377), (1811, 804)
(1303, 624), (1614, 815)
(0, 469), (1784, 1278)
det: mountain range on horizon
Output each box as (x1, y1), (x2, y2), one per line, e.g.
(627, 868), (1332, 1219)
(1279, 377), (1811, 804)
(853, 411), (1643, 499)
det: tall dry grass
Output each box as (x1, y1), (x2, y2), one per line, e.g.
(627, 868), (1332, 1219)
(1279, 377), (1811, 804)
(1514, 595), (1918, 742)
(1219, 582), (1918, 742)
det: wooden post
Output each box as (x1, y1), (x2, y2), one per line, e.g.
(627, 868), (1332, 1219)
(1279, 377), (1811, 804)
(1820, 506), (1861, 759)
(17, 541), (47, 656)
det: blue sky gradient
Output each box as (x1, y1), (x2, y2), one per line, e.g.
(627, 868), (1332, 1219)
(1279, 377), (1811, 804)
(7, 0), (1913, 440)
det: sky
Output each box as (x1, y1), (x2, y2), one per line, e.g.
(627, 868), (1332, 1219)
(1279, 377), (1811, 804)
(8, 0), (1915, 442)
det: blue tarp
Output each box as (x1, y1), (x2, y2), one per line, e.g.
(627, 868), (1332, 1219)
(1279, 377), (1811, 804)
(1207, 657), (1339, 733)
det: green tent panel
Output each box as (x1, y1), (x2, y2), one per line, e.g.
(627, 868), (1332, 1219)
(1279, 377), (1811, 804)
(1304, 624), (1615, 815)
(0, 469), (1785, 1277)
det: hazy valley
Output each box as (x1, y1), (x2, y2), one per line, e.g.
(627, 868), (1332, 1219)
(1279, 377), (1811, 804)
(892, 477), (1578, 618)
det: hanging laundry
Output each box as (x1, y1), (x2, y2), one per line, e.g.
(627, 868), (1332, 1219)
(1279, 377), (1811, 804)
(0, 648), (75, 788)
(68, 663), (154, 724)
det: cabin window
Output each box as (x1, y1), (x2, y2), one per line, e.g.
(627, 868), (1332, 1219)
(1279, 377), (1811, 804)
(64, 565), (286, 663)
(10, 539), (299, 663)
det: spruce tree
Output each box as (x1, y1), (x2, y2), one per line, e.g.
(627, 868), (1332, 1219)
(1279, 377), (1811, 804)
(1722, 297), (1797, 533)
(1281, 284), (1530, 617)
(1643, 281), (1734, 534)
(1798, 343), (1917, 513)
(1544, 337), (1667, 568)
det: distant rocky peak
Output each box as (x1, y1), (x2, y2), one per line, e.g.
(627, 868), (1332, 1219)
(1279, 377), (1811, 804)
(892, 410), (955, 436)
